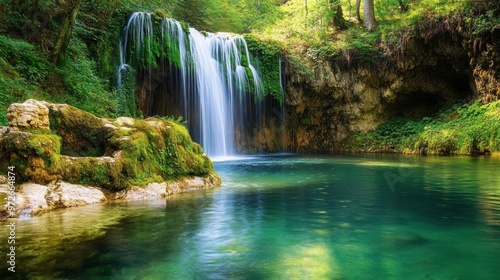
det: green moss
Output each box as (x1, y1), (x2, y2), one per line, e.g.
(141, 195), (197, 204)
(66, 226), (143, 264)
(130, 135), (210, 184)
(286, 54), (313, 83)
(180, 21), (191, 35)
(105, 117), (212, 187)
(1, 102), (215, 190)
(117, 67), (138, 117)
(27, 133), (62, 166)
(49, 105), (106, 157)
(123, 15), (190, 72)
(79, 163), (112, 188)
(0, 130), (62, 184)
(244, 34), (284, 103)
(54, 156), (123, 190)
(343, 100), (500, 155)
(152, 9), (168, 21)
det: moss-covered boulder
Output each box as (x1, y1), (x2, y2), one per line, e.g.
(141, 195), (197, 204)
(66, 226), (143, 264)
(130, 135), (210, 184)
(0, 99), (219, 191)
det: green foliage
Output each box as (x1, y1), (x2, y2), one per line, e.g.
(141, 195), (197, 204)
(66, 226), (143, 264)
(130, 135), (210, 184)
(344, 100), (500, 155)
(255, 0), (473, 64)
(300, 117), (311, 126)
(234, 0), (283, 33)
(0, 35), (46, 125)
(0, 70), (34, 125)
(173, 0), (210, 31)
(54, 36), (116, 118)
(117, 67), (138, 117)
(0, 35), (48, 83)
(471, 12), (500, 35)
(0, 33), (118, 125)
(0, 0), (58, 52)
(169, 0), (282, 33)
(76, 0), (128, 82)
(286, 54), (313, 82)
(123, 16), (188, 72)
(244, 34), (284, 102)
(467, 1), (500, 36)
(158, 115), (188, 127)
(161, 24), (186, 69)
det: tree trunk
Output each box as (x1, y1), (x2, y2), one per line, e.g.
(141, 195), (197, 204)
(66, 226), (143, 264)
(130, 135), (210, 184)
(51, 0), (83, 64)
(364, 0), (376, 31)
(329, 0), (346, 30)
(305, 0), (308, 16)
(356, 0), (362, 23)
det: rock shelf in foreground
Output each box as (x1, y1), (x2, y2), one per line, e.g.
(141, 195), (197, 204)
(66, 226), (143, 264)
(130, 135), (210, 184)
(0, 99), (221, 218)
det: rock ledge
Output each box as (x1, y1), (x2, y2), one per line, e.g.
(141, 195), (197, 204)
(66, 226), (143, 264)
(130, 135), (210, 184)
(0, 99), (222, 218)
(0, 173), (221, 218)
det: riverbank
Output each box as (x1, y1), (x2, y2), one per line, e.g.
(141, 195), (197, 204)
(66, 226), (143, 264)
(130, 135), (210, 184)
(341, 100), (500, 156)
(0, 100), (221, 218)
(0, 173), (220, 219)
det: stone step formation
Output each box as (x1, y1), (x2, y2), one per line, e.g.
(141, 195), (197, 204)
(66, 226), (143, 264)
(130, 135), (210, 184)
(0, 99), (221, 218)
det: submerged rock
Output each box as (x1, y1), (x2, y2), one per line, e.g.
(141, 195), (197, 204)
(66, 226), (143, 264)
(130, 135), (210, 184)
(0, 100), (221, 218)
(380, 230), (431, 249)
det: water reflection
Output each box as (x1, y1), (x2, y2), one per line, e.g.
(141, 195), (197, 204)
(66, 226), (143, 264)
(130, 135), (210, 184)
(1, 154), (500, 279)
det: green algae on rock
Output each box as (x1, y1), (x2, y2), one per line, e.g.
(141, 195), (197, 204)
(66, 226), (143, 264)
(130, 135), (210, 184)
(0, 99), (220, 197)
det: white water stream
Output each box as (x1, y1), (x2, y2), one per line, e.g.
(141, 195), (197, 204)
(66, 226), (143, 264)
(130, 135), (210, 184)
(118, 12), (265, 157)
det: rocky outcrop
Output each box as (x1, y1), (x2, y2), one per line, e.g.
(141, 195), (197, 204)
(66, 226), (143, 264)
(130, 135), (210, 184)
(0, 181), (107, 216)
(281, 15), (500, 153)
(108, 172), (221, 200)
(0, 99), (221, 218)
(7, 99), (50, 130)
(0, 173), (221, 218)
(470, 26), (500, 102)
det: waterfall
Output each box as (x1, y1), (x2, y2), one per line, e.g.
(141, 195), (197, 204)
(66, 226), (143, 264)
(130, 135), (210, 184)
(189, 29), (232, 156)
(118, 12), (275, 158)
(118, 12), (153, 88)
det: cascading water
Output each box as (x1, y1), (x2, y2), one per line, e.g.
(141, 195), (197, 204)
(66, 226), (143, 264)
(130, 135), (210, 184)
(118, 12), (153, 89)
(118, 12), (279, 158)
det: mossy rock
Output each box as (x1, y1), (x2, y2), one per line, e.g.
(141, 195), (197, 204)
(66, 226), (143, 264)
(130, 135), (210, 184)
(108, 117), (213, 187)
(0, 100), (217, 191)
(0, 130), (61, 183)
(48, 104), (107, 157)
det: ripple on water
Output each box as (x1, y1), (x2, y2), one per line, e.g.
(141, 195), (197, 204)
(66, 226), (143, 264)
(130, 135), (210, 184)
(1, 154), (500, 279)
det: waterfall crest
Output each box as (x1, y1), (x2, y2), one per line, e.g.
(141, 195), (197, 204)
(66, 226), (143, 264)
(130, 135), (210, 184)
(118, 12), (278, 158)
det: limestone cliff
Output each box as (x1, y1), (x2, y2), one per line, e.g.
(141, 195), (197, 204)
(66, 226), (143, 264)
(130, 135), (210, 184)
(282, 15), (500, 153)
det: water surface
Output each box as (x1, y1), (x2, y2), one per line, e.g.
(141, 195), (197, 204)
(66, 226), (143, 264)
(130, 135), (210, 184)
(1, 154), (500, 279)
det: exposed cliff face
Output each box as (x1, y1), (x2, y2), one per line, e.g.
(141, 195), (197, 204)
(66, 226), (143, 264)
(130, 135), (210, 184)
(127, 15), (499, 156)
(283, 17), (500, 153)
(470, 27), (500, 102)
